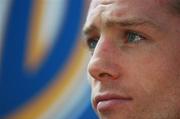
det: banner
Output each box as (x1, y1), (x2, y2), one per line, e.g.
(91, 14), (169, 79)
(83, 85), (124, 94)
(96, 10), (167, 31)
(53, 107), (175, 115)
(0, 0), (98, 119)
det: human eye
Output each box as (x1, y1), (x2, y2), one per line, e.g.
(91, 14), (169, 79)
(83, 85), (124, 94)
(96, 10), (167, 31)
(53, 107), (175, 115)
(86, 36), (99, 52)
(125, 31), (146, 43)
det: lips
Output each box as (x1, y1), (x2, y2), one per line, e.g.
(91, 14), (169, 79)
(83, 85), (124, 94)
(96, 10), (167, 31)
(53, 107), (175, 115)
(94, 93), (132, 111)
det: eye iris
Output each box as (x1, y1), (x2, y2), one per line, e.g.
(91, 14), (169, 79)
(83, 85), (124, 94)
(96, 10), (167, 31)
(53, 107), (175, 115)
(127, 32), (141, 43)
(88, 39), (98, 50)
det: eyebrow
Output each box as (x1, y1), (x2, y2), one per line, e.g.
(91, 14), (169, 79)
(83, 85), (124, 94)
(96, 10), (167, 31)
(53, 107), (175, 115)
(83, 17), (160, 36)
(104, 17), (160, 29)
(83, 25), (99, 37)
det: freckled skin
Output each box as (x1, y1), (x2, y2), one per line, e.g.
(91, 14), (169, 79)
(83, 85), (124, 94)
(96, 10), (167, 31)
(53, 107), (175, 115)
(84, 0), (180, 119)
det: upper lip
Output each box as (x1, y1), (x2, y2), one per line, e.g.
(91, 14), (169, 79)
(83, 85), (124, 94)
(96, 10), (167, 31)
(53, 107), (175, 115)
(93, 93), (133, 109)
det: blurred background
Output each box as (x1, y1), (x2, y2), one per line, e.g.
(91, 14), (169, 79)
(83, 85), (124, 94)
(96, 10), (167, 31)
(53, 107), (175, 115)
(0, 0), (98, 119)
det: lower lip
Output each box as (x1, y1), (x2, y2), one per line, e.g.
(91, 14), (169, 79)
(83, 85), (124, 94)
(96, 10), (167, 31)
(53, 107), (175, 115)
(97, 99), (130, 111)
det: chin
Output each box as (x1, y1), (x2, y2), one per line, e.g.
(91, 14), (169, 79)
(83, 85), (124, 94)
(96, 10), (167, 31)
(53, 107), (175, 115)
(97, 110), (134, 119)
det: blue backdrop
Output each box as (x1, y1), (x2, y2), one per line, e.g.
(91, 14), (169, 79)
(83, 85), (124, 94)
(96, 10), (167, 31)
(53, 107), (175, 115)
(0, 0), (98, 119)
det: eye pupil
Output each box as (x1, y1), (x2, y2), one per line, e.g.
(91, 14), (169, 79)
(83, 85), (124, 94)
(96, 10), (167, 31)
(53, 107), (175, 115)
(128, 32), (136, 42)
(127, 32), (142, 43)
(87, 38), (98, 50)
(90, 40), (97, 49)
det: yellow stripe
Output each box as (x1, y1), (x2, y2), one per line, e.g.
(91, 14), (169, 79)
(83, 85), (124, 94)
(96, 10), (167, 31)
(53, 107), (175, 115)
(25, 0), (46, 71)
(7, 41), (88, 119)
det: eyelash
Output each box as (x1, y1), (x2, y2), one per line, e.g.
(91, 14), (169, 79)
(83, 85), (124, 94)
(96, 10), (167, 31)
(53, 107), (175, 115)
(125, 31), (146, 44)
(86, 31), (147, 52)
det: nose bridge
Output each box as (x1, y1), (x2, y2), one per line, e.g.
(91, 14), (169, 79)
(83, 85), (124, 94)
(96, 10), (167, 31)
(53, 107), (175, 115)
(94, 31), (119, 58)
(88, 34), (121, 81)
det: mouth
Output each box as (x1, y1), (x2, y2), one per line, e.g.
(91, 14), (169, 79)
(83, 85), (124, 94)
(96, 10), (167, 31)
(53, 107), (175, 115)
(94, 93), (133, 111)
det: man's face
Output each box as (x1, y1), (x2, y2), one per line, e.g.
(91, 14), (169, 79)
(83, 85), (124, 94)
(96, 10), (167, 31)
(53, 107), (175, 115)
(83, 0), (180, 119)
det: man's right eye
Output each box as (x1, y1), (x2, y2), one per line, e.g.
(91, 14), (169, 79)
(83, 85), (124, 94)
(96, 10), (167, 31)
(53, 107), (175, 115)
(87, 37), (99, 51)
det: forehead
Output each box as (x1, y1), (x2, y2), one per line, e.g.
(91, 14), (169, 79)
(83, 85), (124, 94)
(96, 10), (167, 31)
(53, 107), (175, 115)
(89, 0), (168, 9)
(86, 0), (169, 27)
(91, 0), (170, 17)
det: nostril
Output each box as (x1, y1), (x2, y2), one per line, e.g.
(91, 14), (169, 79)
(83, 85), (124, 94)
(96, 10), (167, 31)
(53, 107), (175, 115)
(88, 59), (120, 81)
(98, 72), (112, 78)
(98, 72), (119, 80)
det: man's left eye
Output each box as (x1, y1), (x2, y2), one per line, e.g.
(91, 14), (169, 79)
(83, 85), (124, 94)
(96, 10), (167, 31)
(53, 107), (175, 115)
(126, 32), (145, 43)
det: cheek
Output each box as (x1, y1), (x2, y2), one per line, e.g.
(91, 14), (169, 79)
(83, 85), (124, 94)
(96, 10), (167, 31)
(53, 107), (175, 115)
(139, 62), (179, 96)
(124, 49), (180, 115)
(124, 42), (180, 97)
(142, 56), (178, 90)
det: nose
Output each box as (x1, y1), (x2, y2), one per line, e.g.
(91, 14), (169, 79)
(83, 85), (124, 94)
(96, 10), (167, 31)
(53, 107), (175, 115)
(88, 36), (121, 81)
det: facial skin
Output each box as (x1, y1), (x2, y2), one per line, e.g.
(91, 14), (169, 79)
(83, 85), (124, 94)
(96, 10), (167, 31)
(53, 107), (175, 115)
(83, 0), (180, 119)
